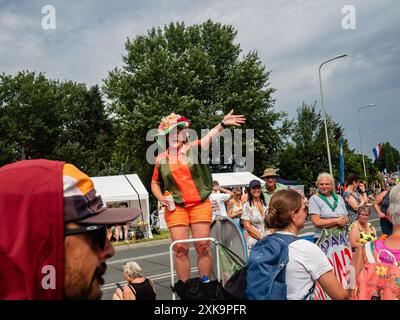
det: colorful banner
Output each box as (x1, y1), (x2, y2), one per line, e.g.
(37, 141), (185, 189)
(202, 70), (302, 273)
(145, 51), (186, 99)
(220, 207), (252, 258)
(312, 227), (352, 300)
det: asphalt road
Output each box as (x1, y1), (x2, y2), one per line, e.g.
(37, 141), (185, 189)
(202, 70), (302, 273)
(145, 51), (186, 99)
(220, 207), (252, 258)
(101, 207), (382, 300)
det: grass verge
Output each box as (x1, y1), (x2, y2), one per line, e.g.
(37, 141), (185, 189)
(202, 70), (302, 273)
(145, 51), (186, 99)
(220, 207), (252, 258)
(111, 229), (170, 246)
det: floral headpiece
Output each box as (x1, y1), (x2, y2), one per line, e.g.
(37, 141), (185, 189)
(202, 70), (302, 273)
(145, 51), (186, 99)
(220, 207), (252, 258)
(157, 113), (190, 135)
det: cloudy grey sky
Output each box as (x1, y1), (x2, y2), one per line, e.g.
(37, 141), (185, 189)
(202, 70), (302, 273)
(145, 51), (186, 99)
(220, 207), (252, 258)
(1, 0), (399, 160)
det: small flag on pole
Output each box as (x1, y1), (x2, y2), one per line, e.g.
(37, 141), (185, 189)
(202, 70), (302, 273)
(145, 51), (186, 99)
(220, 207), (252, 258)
(373, 143), (381, 161)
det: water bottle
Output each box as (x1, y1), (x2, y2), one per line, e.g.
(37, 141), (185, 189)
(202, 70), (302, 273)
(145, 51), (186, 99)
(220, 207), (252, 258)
(201, 275), (210, 283)
(164, 191), (176, 211)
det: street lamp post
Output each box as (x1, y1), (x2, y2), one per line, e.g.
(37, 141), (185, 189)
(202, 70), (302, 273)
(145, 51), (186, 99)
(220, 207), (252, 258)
(319, 54), (348, 176)
(357, 104), (377, 180)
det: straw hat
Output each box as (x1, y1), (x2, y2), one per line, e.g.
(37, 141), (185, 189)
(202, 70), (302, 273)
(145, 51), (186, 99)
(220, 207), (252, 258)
(260, 168), (280, 179)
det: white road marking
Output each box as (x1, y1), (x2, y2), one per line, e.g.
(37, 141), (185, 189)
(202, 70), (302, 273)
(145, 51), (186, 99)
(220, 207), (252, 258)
(108, 247), (196, 266)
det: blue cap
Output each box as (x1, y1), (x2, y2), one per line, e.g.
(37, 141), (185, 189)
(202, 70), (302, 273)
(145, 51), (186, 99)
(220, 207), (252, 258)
(249, 179), (261, 189)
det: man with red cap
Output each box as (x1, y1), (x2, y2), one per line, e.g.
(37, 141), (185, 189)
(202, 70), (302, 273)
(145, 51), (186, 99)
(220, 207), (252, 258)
(0, 159), (140, 300)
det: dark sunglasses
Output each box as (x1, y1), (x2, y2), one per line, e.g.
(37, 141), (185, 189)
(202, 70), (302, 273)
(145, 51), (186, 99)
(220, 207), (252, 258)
(264, 176), (278, 180)
(65, 225), (107, 250)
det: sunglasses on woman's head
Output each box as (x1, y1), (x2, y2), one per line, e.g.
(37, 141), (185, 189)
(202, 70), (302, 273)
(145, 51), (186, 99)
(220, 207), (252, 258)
(65, 224), (107, 251)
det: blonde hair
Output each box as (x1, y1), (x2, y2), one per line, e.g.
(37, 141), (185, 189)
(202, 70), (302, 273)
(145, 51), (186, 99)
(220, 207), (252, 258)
(265, 189), (303, 229)
(233, 187), (242, 195)
(123, 261), (143, 279)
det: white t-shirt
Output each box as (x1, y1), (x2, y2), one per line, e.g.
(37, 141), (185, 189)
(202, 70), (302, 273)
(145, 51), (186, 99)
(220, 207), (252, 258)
(209, 192), (231, 218)
(275, 231), (333, 300)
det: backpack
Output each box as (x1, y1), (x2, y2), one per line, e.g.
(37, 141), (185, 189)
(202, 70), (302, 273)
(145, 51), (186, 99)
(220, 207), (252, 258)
(172, 277), (223, 300)
(221, 267), (247, 300)
(245, 233), (300, 300)
(352, 241), (400, 300)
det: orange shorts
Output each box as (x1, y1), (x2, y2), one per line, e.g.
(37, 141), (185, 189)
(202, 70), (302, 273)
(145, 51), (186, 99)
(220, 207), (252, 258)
(164, 199), (212, 228)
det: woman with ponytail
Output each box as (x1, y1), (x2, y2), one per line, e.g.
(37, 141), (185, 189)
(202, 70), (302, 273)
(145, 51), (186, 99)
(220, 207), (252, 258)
(264, 189), (350, 300)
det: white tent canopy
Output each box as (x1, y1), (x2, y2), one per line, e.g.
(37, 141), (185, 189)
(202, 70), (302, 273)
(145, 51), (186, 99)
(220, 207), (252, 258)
(91, 174), (152, 238)
(91, 174), (148, 202)
(158, 172), (264, 230)
(211, 172), (265, 187)
(158, 172), (304, 229)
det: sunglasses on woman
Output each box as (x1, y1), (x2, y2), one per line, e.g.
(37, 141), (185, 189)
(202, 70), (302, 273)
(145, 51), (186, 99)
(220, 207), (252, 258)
(65, 224), (107, 251)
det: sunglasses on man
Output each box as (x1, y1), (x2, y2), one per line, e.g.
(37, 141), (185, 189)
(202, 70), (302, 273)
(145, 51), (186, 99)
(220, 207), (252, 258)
(65, 224), (107, 251)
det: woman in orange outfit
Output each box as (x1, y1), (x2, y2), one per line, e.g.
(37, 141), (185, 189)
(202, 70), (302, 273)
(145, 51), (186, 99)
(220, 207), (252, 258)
(151, 110), (245, 281)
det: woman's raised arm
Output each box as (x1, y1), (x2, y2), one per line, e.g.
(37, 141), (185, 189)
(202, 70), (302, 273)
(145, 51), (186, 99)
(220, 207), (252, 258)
(200, 110), (246, 150)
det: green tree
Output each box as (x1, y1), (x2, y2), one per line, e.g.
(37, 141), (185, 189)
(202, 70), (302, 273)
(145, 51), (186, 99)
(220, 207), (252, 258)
(53, 84), (116, 175)
(278, 102), (374, 186)
(375, 142), (400, 172)
(0, 72), (62, 163)
(103, 20), (288, 183)
(0, 72), (115, 174)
